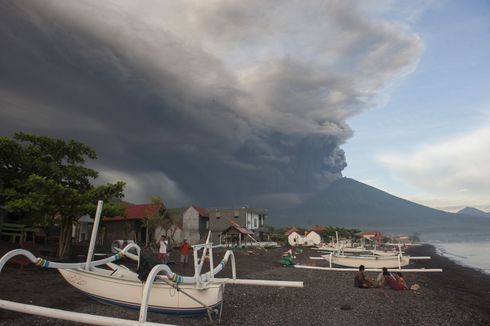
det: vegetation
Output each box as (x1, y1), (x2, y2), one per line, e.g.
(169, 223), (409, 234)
(319, 226), (361, 243)
(145, 196), (182, 246)
(0, 132), (126, 258)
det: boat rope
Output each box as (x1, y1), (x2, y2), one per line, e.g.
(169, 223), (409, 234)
(35, 258), (50, 268)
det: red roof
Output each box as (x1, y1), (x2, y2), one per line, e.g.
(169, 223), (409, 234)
(310, 225), (326, 233)
(104, 204), (159, 222)
(361, 230), (380, 235)
(286, 227), (300, 235)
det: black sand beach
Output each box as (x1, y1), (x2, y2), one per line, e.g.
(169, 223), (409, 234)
(0, 243), (489, 325)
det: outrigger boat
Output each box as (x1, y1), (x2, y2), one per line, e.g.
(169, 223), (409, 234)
(0, 201), (303, 325)
(299, 231), (439, 272)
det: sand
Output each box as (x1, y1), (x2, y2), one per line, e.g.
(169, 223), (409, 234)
(0, 242), (489, 325)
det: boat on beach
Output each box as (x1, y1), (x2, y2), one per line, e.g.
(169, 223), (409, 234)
(0, 201), (303, 325)
(325, 252), (410, 269)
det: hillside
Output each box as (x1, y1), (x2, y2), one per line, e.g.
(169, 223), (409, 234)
(457, 207), (490, 218)
(271, 178), (490, 237)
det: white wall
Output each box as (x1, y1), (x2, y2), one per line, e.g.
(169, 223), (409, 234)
(182, 207), (200, 244)
(304, 231), (322, 246)
(288, 232), (304, 246)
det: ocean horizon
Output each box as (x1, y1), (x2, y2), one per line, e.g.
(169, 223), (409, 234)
(433, 241), (490, 275)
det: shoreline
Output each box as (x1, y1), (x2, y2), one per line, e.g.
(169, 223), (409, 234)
(0, 243), (489, 325)
(429, 241), (490, 275)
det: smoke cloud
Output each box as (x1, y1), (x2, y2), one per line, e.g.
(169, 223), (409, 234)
(0, 0), (423, 207)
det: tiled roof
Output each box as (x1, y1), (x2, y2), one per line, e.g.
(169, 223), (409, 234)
(104, 204), (159, 221)
(223, 225), (254, 235)
(286, 227), (300, 235)
(310, 225), (326, 232)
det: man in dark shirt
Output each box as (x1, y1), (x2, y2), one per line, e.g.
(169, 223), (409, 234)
(354, 265), (373, 288)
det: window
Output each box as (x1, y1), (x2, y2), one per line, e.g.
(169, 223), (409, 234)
(253, 219), (257, 228)
(216, 215), (220, 219)
(234, 215), (239, 219)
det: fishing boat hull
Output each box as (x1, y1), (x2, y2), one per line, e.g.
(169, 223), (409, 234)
(58, 268), (223, 315)
(315, 246), (366, 253)
(325, 254), (410, 269)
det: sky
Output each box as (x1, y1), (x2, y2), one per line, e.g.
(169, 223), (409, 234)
(0, 0), (489, 213)
(343, 0), (490, 212)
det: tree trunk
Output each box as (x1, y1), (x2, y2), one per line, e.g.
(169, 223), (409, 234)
(57, 217), (73, 259)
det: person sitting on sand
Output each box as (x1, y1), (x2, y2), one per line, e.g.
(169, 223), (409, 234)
(376, 267), (390, 288)
(383, 270), (408, 290)
(354, 265), (373, 288)
(395, 272), (408, 290)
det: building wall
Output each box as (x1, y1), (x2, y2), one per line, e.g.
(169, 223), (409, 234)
(182, 206), (207, 245)
(288, 231), (303, 246)
(103, 220), (142, 247)
(208, 208), (267, 243)
(304, 231), (322, 246)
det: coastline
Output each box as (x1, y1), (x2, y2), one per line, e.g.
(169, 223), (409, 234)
(431, 241), (490, 275)
(0, 243), (489, 325)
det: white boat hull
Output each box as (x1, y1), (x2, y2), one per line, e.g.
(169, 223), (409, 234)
(315, 246), (366, 253)
(58, 268), (223, 315)
(370, 250), (402, 256)
(325, 254), (410, 269)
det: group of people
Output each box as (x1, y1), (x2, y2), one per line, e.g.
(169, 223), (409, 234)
(354, 265), (408, 290)
(157, 235), (191, 266)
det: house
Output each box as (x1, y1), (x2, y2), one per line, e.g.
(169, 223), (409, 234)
(360, 230), (384, 245)
(103, 204), (158, 246)
(71, 214), (94, 243)
(304, 230), (322, 246)
(285, 227), (301, 235)
(174, 206), (209, 244)
(103, 204), (209, 248)
(208, 207), (268, 242)
(220, 224), (255, 247)
(288, 231), (303, 246)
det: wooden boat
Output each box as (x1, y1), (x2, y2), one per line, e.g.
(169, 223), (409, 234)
(0, 201), (303, 325)
(314, 245), (367, 253)
(326, 253), (410, 269)
(309, 243), (431, 270)
(57, 261), (224, 315)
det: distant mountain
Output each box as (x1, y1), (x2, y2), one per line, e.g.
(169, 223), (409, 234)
(271, 177), (490, 238)
(457, 207), (490, 218)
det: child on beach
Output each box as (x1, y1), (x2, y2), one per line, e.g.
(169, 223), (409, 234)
(180, 238), (191, 266)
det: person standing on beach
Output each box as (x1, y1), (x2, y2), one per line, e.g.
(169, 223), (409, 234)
(354, 265), (373, 288)
(180, 238), (191, 266)
(157, 235), (168, 264)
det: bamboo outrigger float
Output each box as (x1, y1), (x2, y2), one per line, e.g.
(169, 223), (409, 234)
(0, 201), (303, 325)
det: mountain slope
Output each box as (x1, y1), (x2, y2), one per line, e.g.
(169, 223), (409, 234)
(457, 207), (490, 218)
(272, 178), (490, 235)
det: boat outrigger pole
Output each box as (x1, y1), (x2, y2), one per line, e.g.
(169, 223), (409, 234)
(85, 200), (104, 270)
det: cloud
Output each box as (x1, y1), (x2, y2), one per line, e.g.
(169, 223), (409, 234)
(0, 0), (423, 207)
(378, 124), (490, 208)
(96, 169), (191, 206)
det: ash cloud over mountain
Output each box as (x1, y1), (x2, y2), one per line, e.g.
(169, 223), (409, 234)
(0, 1), (422, 207)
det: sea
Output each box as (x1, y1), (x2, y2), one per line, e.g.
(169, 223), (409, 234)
(433, 241), (490, 275)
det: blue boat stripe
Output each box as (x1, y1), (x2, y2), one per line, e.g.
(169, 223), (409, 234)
(84, 292), (221, 316)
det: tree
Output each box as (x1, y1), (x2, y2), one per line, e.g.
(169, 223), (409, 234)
(145, 196), (181, 246)
(0, 132), (125, 258)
